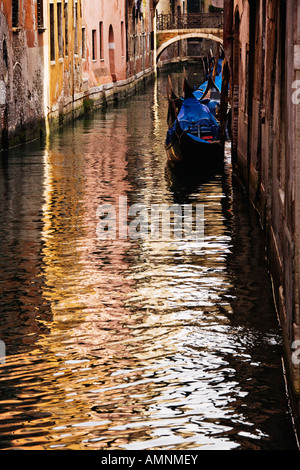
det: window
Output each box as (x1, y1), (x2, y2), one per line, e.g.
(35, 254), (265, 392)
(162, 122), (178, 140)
(187, 0), (201, 13)
(150, 31), (154, 51)
(50, 3), (55, 61)
(2, 40), (8, 84)
(92, 29), (97, 60)
(57, 2), (63, 58)
(121, 21), (124, 57)
(108, 25), (115, 75)
(245, 49), (249, 115)
(12, 0), (19, 28)
(82, 27), (86, 59)
(64, 1), (68, 55)
(99, 22), (104, 60)
(74, 1), (78, 55)
(37, 0), (44, 29)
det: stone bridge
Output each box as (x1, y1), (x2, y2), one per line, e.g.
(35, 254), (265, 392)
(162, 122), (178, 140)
(156, 12), (224, 60)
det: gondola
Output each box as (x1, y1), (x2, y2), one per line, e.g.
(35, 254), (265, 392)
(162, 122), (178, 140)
(165, 78), (223, 171)
(166, 75), (183, 128)
(193, 74), (222, 119)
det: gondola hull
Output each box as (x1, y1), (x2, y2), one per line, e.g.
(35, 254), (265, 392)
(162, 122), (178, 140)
(165, 121), (224, 172)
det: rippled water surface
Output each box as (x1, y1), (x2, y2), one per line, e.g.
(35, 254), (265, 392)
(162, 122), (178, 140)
(0, 66), (297, 450)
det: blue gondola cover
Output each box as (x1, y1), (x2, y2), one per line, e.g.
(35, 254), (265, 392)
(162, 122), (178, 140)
(177, 98), (220, 140)
(166, 97), (220, 145)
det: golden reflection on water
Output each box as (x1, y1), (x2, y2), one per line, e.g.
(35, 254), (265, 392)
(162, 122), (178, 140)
(0, 67), (297, 450)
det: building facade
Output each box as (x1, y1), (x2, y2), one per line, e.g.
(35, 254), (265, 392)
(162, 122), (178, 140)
(187, 0), (212, 12)
(156, 1), (221, 65)
(47, 0), (83, 128)
(80, 0), (159, 110)
(82, 0), (158, 87)
(82, 0), (127, 89)
(223, 0), (300, 441)
(0, 0), (46, 150)
(126, 0), (158, 78)
(0, 0), (160, 150)
(156, 0), (188, 63)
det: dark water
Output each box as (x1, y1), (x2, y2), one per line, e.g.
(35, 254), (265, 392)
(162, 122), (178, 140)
(0, 66), (297, 450)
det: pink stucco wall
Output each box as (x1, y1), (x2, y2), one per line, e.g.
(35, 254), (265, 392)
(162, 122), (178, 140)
(82, 0), (126, 87)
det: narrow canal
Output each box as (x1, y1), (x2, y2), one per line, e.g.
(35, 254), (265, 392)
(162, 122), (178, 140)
(0, 65), (297, 450)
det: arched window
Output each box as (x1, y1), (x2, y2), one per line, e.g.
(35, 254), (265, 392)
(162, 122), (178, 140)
(108, 25), (116, 80)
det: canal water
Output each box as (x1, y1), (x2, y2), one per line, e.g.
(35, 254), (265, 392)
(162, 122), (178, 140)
(0, 65), (297, 450)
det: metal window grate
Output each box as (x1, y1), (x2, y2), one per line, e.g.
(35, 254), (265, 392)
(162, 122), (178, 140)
(37, 0), (44, 28)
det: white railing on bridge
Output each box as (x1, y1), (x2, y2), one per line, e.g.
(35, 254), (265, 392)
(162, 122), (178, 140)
(156, 12), (224, 31)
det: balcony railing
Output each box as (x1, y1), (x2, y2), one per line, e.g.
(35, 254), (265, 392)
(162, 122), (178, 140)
(156, 12), (224, 31)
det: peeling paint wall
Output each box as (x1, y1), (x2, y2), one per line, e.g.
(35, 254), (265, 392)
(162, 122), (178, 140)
(47, 0), (83, 127)
(0, 0), (45, 150)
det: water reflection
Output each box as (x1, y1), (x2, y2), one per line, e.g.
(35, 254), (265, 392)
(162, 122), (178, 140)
(0, 65), (297, 450)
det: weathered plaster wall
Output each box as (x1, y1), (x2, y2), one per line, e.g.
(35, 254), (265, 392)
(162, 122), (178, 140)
(126, 0), (157, 77)
(47, 0), (83, 129)
(225, 0), (300, 442)
(0, 0), (45, 150)
(0, 1), (160, 149)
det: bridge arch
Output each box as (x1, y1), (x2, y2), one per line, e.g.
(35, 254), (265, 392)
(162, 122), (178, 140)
(156, 32), (223, 61)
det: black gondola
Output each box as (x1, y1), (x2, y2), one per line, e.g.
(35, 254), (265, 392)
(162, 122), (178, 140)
(165, 78), (223, 171)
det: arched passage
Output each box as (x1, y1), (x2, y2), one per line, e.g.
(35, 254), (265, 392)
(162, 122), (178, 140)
(108, 25), (116, 81)
(156, 32), (223, 61)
